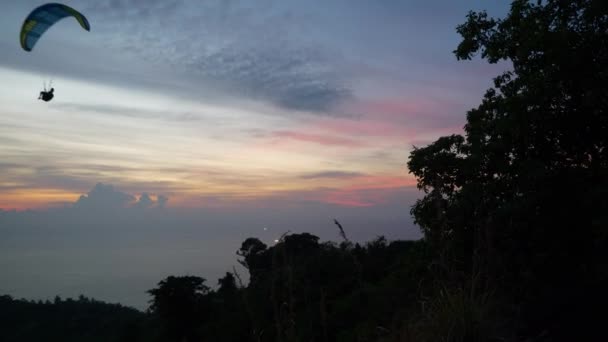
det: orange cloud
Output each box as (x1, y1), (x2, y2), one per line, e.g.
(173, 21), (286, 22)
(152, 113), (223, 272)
(0, 173), (418, 211)
(0, 188), (79, 210)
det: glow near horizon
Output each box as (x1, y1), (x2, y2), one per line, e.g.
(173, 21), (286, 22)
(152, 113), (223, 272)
(0, 67), (422, 210)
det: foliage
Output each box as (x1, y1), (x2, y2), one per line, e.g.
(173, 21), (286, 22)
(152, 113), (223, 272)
(0, 294), (153, 342)
(1, 234), (431, 342)
(408, 0), (608, 340)
(147, 276), (210, 342)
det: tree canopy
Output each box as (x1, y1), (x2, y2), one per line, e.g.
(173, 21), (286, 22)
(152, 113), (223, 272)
(409, 0), (608, 339)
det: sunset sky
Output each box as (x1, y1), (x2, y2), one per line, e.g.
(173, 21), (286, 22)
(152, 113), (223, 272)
(0, 1), (510, 308)
(1, 0), (509, 210)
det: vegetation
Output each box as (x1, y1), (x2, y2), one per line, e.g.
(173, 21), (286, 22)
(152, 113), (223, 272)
(0, 236), (430, 342)
(0, 294), (155, 342)
(2, 0), (606, 340)
(408, 0), (608, 339)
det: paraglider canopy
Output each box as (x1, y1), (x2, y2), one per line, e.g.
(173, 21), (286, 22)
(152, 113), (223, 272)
(20, 3), (90, 52)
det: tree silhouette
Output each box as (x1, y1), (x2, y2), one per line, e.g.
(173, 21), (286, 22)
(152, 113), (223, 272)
(148, 276), (210, 342)
(408, 0), (608, 339)
(0, 295), (147, 342)
(217, 272), (238, 295)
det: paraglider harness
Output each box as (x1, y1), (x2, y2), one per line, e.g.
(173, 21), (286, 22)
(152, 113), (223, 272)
(38, 81), (54, 102)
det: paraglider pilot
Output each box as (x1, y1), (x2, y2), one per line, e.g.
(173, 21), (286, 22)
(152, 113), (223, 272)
(39, 87), (54, 102)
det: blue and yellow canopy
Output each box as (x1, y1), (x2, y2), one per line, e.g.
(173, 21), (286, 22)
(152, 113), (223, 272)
(20, 3), (90, 52)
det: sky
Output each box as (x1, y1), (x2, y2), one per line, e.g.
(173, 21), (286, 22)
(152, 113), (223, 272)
(0, 1), (510, 309)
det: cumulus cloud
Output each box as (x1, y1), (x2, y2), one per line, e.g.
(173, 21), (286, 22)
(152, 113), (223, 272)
(134, 192), (153, 209)
(74, 183), (135, 210)
(157, 195), (169, 208)
(73, 183), (168, 211)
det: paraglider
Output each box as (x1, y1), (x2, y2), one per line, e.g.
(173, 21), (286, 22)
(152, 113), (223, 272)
(20, 3), (90, 52)
(20, 3), (90, 101)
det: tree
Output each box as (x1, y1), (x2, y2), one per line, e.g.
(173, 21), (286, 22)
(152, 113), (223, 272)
(217, 272), (238, 295)
(147, 276), (210, 342)
(408, 0), (608, 339)
(237, 238), (268, 270)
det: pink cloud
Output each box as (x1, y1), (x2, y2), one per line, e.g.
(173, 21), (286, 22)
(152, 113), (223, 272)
(254, 95), (467, 152)
(316, 175), (418, 207)
(296, 96), (464, 143)
(359, 98), (435, 118)
(323, 191), (376, 207)
(322, 186), (413, 207)
(314, 118), (408, 138)
(354, 97), (468, 126)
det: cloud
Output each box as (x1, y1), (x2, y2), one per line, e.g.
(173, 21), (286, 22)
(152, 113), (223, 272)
(157, 195), (169, 208)
(0, 162), (170, 199)
(300, 171), (365, 180)
(52, 103), (200, 122)
(270, 130), (365, 147)
(73, 183), (168, 211)
(74, 183), (135, 210)
(187, 46), (350, 112)
(134, 193), (154, 209)
(317, 175), (418, 207)
(353, 97), (468, 129)
(81, 0), (351, 112)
